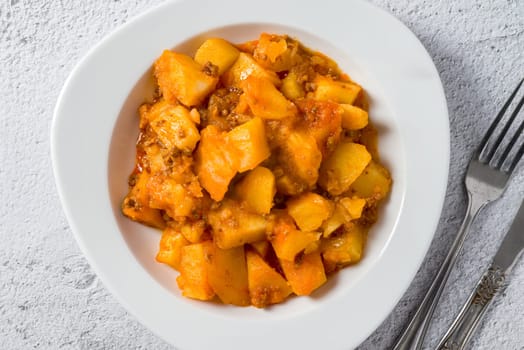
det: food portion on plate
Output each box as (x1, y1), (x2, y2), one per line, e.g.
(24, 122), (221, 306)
(121, 33), (391, 308)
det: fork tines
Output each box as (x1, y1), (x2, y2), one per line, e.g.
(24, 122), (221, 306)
(478, 78), (524, 172)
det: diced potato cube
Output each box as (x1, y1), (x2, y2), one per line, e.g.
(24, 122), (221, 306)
(154, 50), (218, 106)
(144, 156), (204, 219)
(243, 76), (297, 120)
(246, 250), (292, 308)
(255, 33), (287, 62)
(207, 199), (268, 249)
(278, 131), (322, 191)
(322, 224), (367, 266)
(233, 166), (276, 215)
(176, 241), (215, 300)
(195, 125), (239, 201)
(221, 52), (281, 88)
(349, 160), (392, 202)
(155, 226), (189, 270)
(253, 33), (301, 72)
(226, 117), (271, 172)
(270, 214), (321, 261)
(281, 71), (305, 100)
(147, 100), (200, 152)
(206, 244), (250, 306)
(321, 203), (351, 238)
(280, 251), (327, 296)
(319, 141), (372, 195)
(271, 226), (312, 262)
(340, 104), (368, 130)
(339, 197), (366, 219)
(147, 174), (200, 218)
(194, 38), (240, 75)
(286, 192), (333, 231)
(121, 171), (166, 229)
(313, 76), (361, 104)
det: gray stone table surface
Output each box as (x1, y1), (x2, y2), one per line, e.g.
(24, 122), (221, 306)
(1, 0), (523, 349)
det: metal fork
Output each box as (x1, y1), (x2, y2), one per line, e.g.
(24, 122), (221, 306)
(393, 78), (524, 350)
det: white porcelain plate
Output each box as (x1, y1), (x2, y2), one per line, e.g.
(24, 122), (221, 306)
(51, 0), (449, 349)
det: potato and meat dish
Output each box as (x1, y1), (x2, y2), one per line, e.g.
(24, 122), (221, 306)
(122, 34), (392, 308)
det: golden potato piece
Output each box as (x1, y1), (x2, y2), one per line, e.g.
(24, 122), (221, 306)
(280, 251), (327, 296)
(313, 76), (361, 104)
(349, 160), (392, 202)
(319, 141), (372, 195)
(339, 197), (366, 219)
(281, 71), (305, 100)
(147, 174), (201, 219)
(155, 226), (189, 270)
(321, 203), (351, 238)
(221, 52), (280, 88)
(226, 117), (271, 172)
(322, 224), (367, 266)
(176, 241), (215, 300)
(233, 166), (276, 215)
(154, 50), (218, 106)
(246, 250), (292, 308)
(270, 214), (321, 261)
(253, 33), (302, 72)
(207, 199), (268, 249)
(121, 171), (165, 229)
(277, 131), (322, 193)
(255, 33), (287, 64)
(340, 104), (368, 130)
(272, 229), (321, 261)
(243, 75), (297, 120)
(286, 192), (334, 231)
(206, 244), (250, 306)
(146, 100), (200, 152)
(194, 38), (240, 76)
(195, 125), (239, 201)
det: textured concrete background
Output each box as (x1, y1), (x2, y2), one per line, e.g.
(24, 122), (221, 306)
(1, 0), (523, 349)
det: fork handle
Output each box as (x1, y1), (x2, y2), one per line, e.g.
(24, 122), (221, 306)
(435, 265), (506, 350)
(392, 193), (486, 350)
